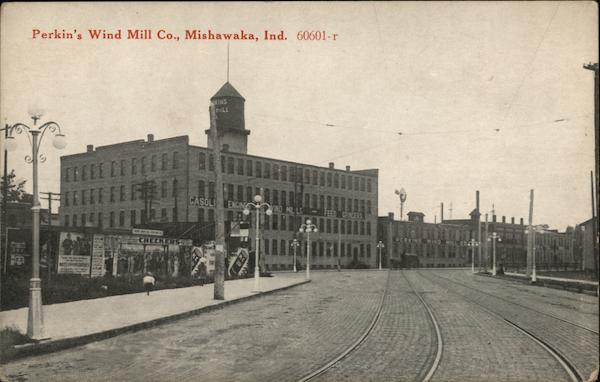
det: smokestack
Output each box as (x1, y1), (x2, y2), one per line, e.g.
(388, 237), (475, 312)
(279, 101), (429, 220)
(147, 134), (154, 142)
(493, 214), (496, 223)
(502, 216), (506, 223)
(520, 218), (524, 225)
(86, 145), (94, 152)
(511, 217), (515, 224)
(476, 191), (480, 213)
(441, 202), (444, 222)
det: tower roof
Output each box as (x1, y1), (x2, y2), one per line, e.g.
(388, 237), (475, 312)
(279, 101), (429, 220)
(211, 82), (245, 101)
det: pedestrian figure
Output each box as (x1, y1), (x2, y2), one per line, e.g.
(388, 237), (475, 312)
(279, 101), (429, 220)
(143, 272), (155, 296)
(198, 261), (207, 287)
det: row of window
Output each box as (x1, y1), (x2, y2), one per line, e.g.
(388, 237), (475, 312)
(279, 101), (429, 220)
(64, 207), (179, 228)
(64, 152), (181, 182)
(64, 151), (375, 195)
(206, 209), (373, 235)
(201, 182), (374, 214)
(395, 223), (569, 246)
(63, 180), (179, 206)
(258, 239), (371, 258)
(63, 180), (374, 215)
(198, 152), (374, 193)
(64, 207), (374, 236)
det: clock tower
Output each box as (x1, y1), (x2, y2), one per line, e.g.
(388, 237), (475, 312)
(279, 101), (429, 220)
(205, 82), (251, 154)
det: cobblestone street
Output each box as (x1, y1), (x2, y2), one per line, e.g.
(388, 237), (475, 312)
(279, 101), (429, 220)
(1, 270), (598, 382)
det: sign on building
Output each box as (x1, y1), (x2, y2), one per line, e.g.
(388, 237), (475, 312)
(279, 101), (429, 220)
(132, 228), (164, 237)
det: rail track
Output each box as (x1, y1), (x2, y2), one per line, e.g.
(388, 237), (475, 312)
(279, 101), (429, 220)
(432, 270), (598, 335)
(297, 270), (443, 382)
(420, 270), (595, 382)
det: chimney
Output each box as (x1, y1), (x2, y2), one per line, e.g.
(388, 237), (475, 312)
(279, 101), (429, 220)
(86, 144), (94, 152)
(492, 214), (496, 223)
(502, 216), (506, 223)
(441, 202), (444, 222)
(520, 218), (524, 225)
(388, 212), (395, 220)
(346, 165), (351, 171)
(328, 162), (334, 169)
(476, 191), (480, 213)
(511, 217), (515, 224)
(147, 134), (154, 142)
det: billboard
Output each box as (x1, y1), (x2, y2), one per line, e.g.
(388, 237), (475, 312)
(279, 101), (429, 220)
(57, 232), (93, 275)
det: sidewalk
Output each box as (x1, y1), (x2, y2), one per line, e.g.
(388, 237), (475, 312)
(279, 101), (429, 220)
(504, 272), (599, 285)
(0, 274), (308, 361)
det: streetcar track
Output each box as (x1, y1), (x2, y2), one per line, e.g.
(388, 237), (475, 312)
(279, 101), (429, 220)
(401, 270), (443, 382)
(297, 270), (443, 382)
(419, 270), (585, 382)
(296, 270), (391, 382)
(431, 270), (599, 335)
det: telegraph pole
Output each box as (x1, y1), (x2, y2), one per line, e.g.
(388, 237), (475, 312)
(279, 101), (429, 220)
(210, 103), (225, 300)
(527, 189), (534, 277)
(583, 63), (599, 285)
(476, 191), (481, 272)
(484, 213), (489, 272)
(1, 125), (8, 310)
(40, 191), (60, 281)
(591, 171), (598, 275)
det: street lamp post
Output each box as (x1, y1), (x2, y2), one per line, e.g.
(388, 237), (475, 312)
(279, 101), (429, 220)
(468, 238), (479, 274)
(299, 219), (318, 280)
(488, 232), (501, 276)
(4, 110), (67, 339)
(376, 240), (384, 270)
(291, 239), (300, 272)
(526, 225), (545, 284)
(243, 194), (272, 292)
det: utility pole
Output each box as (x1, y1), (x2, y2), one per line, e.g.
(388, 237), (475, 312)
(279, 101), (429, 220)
(591, 171), (598, 275)
(583, 63), (599, 285)
(484, 213), (489, 272)
(40, 192), (60, 282)
(210, 103), (225, 300)
(134, 180), (156, 226)
(476, 191), (481, 272)
(1, 125), (8, 310)
(527, 189), (534, 276)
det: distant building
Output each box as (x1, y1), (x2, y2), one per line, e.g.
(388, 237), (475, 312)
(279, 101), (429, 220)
(378, 212), (473, 268)
(574, 217), (598, 272)
(59, 82), (379, 270)
(379, 210), (577, 270)
(5, 198), (58, 228)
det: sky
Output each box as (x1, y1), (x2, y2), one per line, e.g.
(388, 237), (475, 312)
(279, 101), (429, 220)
(0, 1), (598, 231)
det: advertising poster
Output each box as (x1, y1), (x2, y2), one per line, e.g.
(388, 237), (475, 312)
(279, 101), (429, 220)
(57, 232), (92, 275)
(90, 234), (105, 278)
(228, 247), (249, 277)
(191, 244), (215, 277)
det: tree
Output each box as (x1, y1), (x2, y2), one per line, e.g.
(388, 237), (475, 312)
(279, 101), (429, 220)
(0, 170), (30, 202)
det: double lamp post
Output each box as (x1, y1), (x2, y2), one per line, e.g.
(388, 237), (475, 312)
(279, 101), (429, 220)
(3, 109), (67, 339)
(243, 194), (272, 292)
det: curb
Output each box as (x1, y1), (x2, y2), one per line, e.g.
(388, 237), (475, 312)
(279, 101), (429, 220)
(1, 279), (310, 364)
(476, 272), (598, 295)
